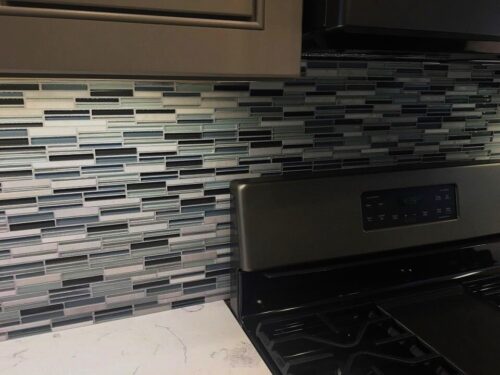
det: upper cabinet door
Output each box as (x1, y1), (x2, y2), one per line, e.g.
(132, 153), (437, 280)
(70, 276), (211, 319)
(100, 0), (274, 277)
(0, 0), (302, 77)
(7, 0), (254, 15)
(2, 0), (265, 29)
(5, 0), (257, 23)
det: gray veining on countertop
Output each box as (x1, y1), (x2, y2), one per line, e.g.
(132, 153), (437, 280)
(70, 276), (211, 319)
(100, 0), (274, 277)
(0, 300), (270, 375)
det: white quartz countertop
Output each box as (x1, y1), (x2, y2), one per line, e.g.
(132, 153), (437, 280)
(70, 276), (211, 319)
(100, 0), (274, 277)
(0, 301), (271, 375)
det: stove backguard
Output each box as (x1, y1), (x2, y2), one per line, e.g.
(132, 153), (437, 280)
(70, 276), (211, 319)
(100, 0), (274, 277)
(231, 162), (500, 273)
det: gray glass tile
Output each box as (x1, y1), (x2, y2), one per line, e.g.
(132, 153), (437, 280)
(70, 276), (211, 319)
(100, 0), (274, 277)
(41, 83), (88, 91)
(31, 137), (77, 145)
(0, 54), (499, 340)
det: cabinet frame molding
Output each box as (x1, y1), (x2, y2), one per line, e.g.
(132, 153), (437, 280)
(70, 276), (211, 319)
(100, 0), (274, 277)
(0, 0), (265, 29)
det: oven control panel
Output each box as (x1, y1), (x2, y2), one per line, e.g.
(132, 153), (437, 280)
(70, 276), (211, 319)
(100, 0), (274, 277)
(362, 184), (458, 230)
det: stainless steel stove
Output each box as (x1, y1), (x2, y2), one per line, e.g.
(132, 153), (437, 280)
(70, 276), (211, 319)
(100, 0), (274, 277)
(230, 162), (500, 375)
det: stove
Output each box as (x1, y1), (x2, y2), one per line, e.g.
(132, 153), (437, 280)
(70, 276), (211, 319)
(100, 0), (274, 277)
(230, 162), (500, 375)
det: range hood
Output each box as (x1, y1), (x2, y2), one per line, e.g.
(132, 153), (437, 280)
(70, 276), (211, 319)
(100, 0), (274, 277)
(303, 0), (500, 53)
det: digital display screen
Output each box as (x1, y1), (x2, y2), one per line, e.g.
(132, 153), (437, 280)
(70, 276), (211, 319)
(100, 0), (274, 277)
(362, 184), (458, 230)
(399, 196), (422, 206)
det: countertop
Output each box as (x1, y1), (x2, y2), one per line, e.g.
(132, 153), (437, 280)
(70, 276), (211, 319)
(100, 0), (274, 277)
(0, 301), (271, 375)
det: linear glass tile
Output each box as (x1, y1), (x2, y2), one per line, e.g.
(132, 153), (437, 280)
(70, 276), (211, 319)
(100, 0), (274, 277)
(1, 54), (500, 339)
(31, 137), (77, 145)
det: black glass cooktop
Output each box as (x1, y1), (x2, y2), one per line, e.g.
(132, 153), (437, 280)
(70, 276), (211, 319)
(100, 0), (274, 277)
(464, 274), (500, 306)
(255, 304), (464, 375)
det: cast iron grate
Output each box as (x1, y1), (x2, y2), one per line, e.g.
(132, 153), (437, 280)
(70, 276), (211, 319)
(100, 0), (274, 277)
(255, 304), (464, 375)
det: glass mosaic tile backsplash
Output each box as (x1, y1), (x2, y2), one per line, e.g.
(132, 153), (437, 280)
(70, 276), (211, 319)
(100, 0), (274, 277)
(1, 54), (500, 340)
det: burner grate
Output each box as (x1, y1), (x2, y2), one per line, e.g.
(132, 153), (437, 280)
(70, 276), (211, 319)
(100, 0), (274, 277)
(464, 275), (500, 307)
(255, 304), (464, 375)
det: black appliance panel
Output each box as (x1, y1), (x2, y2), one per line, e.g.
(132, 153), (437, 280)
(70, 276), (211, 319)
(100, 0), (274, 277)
(362, 184), (458, 230)
(236, 239), (499, 318)
(304, 0), (500, 40)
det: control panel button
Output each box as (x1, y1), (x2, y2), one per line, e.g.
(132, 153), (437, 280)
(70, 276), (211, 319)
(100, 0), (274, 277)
(362, 184), (457, 230)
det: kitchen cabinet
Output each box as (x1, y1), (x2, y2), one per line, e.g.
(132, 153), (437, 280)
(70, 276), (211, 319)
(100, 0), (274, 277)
(0, 0), (302, 78)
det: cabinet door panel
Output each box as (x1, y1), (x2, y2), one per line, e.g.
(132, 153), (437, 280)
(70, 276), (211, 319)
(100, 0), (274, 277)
(0, 0), (302, 78)
(3, 0), (262, 29)
(6, 0), (256, 18)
